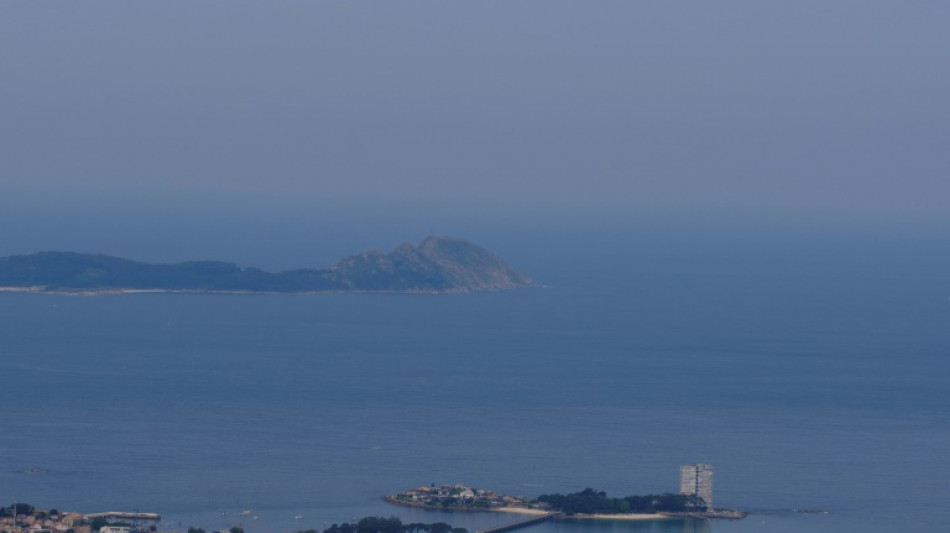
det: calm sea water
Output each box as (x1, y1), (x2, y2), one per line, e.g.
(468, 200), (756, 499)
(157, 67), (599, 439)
(2, 234), (949, 533)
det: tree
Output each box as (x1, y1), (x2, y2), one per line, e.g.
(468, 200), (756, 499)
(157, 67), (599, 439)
(428, 524), (451, 533)
(325, 517), (465, 533)
(3, 504), (35, 517)
(355, 516), (402, 533)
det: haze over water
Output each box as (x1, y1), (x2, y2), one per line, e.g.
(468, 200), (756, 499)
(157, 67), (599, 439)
(3, 230), (948, 533)
(3, 3), (950, 532)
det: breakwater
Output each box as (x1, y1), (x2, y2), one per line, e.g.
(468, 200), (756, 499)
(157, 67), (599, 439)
(475, 513), (560, 533)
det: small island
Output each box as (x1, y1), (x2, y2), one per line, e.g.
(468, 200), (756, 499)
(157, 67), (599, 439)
(0, 237), (534, 295)
(385, 485), (539, 514)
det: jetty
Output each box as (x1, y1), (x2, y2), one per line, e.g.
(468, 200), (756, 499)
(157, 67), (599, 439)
(476, 512), (560, 533)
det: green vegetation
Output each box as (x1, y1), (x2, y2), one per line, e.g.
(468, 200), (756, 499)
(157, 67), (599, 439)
(299, 517), (466, 533)
(1, 504), (35, 517)
(536, 488), (706, 515)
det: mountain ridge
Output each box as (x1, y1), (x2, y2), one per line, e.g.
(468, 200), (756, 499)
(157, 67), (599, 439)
(0, 237), (534, 294)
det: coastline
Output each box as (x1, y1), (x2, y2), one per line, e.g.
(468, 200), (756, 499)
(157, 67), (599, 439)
(0, 286), (531, 297)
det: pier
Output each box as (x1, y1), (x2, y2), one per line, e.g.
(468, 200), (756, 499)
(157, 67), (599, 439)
(476, 512), (560, 533)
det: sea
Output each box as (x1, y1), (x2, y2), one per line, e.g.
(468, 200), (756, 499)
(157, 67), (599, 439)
(2, 231), (949, 533)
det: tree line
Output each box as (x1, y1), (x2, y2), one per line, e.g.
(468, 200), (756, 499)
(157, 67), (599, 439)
(298, 517), (466, 533)
(536, 488), (706, 514)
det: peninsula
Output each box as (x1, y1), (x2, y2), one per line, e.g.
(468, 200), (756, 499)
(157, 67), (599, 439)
(0, 237), (534, 295)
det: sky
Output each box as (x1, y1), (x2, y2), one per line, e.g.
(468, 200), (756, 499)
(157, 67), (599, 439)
(1, 2), (949, 263)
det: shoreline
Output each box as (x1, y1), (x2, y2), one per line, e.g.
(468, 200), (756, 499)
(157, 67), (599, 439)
(385, 499), (676, 521)
(0, 286), (534, 297)
(385, 497), (546, 516)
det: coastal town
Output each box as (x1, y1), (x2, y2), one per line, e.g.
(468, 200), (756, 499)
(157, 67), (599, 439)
(0, 507), (161, 533)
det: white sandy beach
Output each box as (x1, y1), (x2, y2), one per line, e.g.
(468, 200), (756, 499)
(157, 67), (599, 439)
(567, 513), (670, 521)
(491, 507), (670, 521)
(490, 507), (554, 516)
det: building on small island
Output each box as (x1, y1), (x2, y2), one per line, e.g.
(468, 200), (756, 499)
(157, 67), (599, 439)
(387, 484), (522, 510)
(679, 464), (713, 508)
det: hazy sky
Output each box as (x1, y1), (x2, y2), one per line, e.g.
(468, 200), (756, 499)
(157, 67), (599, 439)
(3, 2), (948, 207)
(2, 2), (949, 265)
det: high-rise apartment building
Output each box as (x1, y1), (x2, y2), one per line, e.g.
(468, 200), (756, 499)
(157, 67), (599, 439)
(680, 463), (713, 508)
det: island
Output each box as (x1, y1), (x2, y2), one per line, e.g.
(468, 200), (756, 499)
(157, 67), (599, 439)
(0, 237), (534, 295)
(385, 485), (540, 514)
(385, 485), (747, 522)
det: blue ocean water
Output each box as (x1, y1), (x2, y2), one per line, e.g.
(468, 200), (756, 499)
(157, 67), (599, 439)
(2, 234), (949, 533)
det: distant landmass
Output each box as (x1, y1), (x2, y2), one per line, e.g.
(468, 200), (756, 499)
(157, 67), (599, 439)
(0, 236), (534, 294)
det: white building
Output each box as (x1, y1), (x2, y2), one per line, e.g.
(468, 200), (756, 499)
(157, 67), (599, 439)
(99, 527), (130, 533)
(680, 463), (713, 508)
